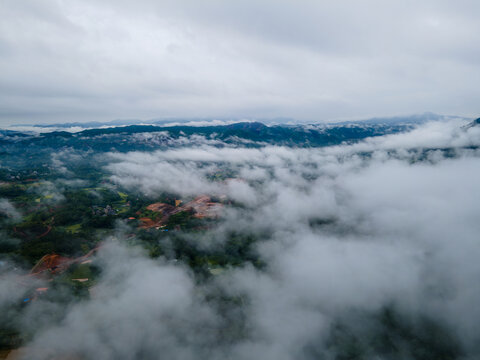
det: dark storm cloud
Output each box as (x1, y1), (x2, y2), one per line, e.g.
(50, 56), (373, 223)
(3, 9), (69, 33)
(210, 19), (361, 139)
(0, 0), (479, 125)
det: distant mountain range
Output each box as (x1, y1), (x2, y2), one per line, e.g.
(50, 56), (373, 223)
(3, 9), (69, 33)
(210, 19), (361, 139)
(0, 121), (427, 151)
(9, 112), (465, 130)
(1, 114), (477, 153)
(9, 117), (296, 129)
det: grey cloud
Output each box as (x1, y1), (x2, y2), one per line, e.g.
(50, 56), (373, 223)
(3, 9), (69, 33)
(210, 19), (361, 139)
(0, 1), (479, 125)
(0, 198), (22, 222)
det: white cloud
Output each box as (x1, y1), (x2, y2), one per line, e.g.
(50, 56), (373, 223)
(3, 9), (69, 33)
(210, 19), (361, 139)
(8, 119), (480, 358)
(0, 199), (22, 222)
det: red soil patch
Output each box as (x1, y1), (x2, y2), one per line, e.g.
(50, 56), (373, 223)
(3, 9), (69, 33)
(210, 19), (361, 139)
(142, 195), (224, 230)
(28, 246), (102, 278)
(185, 196), (223, 219)
(139, 217), (157, 228)
(30, 254), (72, 275)
(146, 203), (175, 214)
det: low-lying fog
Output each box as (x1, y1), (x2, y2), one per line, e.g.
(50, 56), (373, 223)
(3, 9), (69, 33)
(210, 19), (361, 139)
(2, 118), (480, 359)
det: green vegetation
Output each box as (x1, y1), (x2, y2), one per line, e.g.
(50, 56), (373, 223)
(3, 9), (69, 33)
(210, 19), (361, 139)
(0, 148), (258, 277)
(65, 223), (82, 234)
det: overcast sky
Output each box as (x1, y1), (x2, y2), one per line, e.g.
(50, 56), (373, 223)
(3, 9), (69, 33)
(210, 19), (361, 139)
(0, 0), (479, 125)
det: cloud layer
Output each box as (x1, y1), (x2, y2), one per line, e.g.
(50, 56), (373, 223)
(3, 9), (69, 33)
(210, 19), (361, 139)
(2, 118), (478, 359)
(1, 0), (479, 125)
